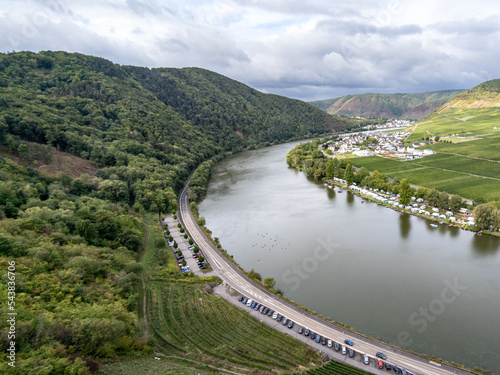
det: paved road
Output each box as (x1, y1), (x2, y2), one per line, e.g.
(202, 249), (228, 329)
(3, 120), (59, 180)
(178, 183), (476, 375)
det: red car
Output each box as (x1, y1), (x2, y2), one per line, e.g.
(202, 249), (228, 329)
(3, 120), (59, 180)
(378, 360), (384, 369)
(193, 254), (200, 258)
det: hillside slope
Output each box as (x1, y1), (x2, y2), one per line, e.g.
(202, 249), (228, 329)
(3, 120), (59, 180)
(363, 78), (500, 203)
(0, 51), (346, 373)
(310, 90), (464, 119)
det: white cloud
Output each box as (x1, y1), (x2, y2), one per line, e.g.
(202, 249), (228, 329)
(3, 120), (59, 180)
(1, 0), (500, 101)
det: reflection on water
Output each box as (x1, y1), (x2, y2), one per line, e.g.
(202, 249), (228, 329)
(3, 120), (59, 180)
(471, 233), (500, 257)
(199, 140), (500, 374)
(399, 213), (411, 239)
(346, 191), (354, 205)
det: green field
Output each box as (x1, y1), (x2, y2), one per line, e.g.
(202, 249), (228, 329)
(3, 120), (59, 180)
(352, 155), (500, 201)
(285, 359), (373, 375)
(148, 281), (320, 373)
(351, 106), (500, 202)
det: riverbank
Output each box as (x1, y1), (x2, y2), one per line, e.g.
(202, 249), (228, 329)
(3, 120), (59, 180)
(324, 178), (499, 237)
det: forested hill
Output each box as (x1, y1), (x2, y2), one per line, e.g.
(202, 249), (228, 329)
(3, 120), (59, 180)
(0, 51), (345, 372)
(310, 90), (464, 120)
(1, 51), (344, 156)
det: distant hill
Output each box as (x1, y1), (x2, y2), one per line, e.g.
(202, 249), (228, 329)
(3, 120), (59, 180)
(310, 90), (465, 120)
(407, 78), (500, 143)
(434, 79), (500, 111)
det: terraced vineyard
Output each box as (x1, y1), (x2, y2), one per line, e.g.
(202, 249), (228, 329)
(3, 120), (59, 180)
(286, 360), (373, 375)
(148, 281), (321, 373)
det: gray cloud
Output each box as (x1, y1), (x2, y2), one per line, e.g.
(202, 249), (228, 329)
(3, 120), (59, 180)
(1, 0), (499, 101)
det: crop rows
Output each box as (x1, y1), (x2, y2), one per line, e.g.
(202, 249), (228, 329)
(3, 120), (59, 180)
(351, 155), (500, 201)
(290, 360), (372, 375)
(148, 281), (317, 373)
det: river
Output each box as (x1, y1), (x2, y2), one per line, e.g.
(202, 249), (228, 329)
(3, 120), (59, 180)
(198, 140), (500, 374)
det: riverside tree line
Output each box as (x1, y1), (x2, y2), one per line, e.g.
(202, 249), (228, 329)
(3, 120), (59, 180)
(287, 139), (500, 231)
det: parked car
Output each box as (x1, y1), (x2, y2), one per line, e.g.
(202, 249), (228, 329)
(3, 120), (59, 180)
(282, 317), (288, 325)
(272, 311), (278, 319)
(364, 355), (370, 365)
(238, 296), (244, 302)
(315, 335), (321, 343)
(193, 254), (200, 258)
(327, 339), (332, 348)
(378, 360), (384, 369)
(242, 298), (248, 304)
(298, 327), (304, 334)
(304, 328), (310, 336)
(321, 336), (327, 345)
(401, 369), (407, 375)
(376, 352), (388, 360)
(254, 303), (261, 310)
(259, 305), (265, 313)
(341, 346), (347, 355)
(246, 299), (253, 307)
(277, 314), (283, 322)
(262, 307), (269, 314)
(250, 302), (257, 308)
(287, 320), (294, 329)
(334, 342), (340, 351)
(344, 339), (354, 346)
(393, 365), (401, 374)
(385, 362), (391, 371)
(310, 331), (316, 340)
(267, 309), (273, 316)
(349, 348), (355, 358)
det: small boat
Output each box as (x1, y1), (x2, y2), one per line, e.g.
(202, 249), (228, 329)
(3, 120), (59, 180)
(430, 223), (438, 228)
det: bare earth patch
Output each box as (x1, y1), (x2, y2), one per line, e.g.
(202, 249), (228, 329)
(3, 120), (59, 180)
(0, 143), (98, 178)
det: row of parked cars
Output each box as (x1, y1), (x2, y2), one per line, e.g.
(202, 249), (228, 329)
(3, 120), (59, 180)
(164, 227), (208, 272)
(237, 295), (413, 374)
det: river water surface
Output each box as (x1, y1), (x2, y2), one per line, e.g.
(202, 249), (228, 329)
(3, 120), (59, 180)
(198, 140), (500, 374)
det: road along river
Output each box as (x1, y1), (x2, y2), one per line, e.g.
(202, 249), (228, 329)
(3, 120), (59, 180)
(197, 140), (500, 374)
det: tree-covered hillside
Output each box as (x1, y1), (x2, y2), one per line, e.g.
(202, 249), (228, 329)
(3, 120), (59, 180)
(0, 51), (346, 373)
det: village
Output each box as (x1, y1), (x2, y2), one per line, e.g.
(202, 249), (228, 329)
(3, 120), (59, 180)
(324, 120), (435, 160)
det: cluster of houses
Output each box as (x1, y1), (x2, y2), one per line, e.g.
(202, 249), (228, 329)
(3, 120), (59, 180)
(325, 129), (434, 160)
(329, 178), (476, 226)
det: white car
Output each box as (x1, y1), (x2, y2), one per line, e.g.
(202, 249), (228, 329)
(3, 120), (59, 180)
(327, 339), (333, 348)
(341, 345), (347, 355)
(272, 311), (279, 319)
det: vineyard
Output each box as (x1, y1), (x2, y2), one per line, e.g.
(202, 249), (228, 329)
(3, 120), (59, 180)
(286, 359), (373, 375)
(148, 280), (321, 373)
(351, 154), (500, 202)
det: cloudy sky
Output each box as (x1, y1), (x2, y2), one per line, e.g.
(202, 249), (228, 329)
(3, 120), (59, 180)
(1, 0), (500, 101)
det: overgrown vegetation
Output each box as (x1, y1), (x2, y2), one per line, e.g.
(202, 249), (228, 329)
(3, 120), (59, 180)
(0, 158), (144, 373)
(0, 51), (347, 372)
